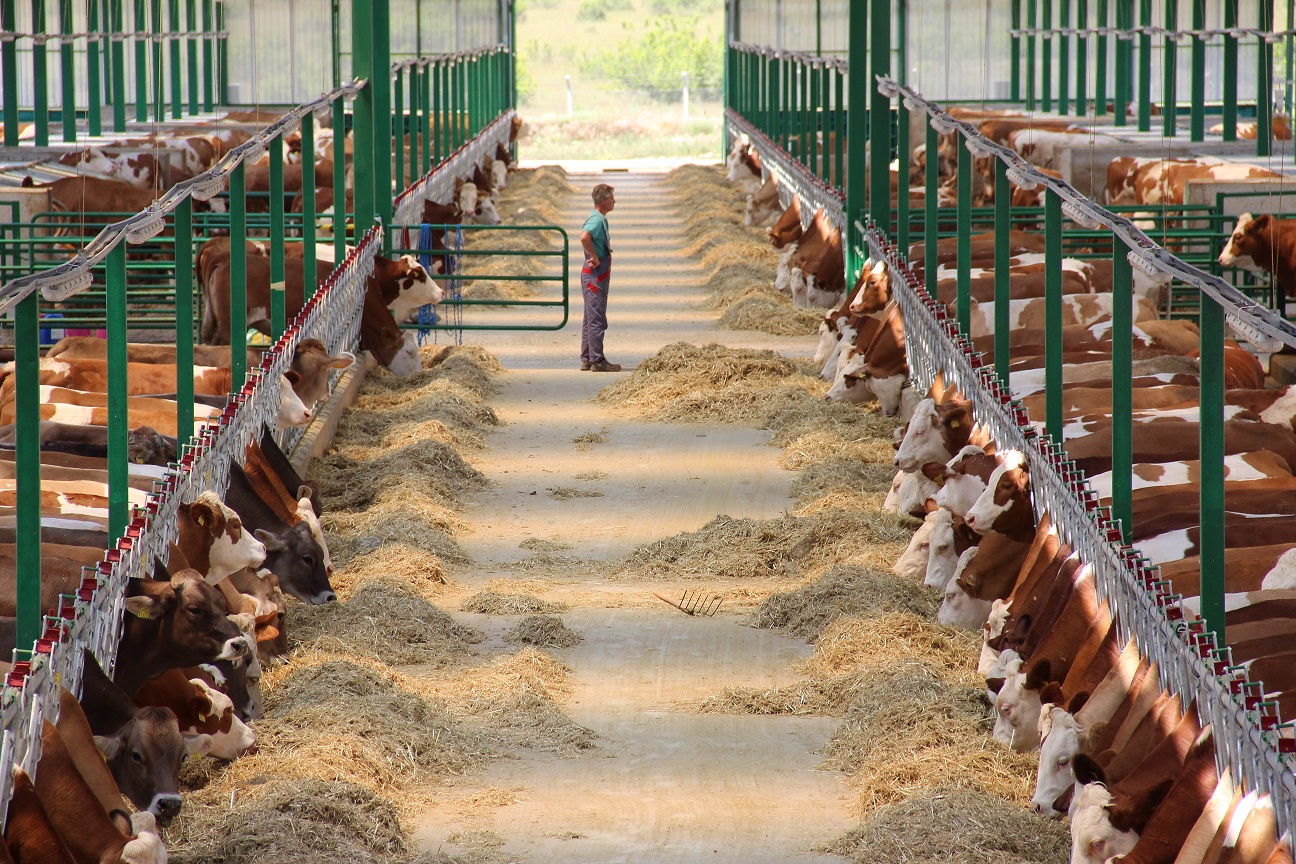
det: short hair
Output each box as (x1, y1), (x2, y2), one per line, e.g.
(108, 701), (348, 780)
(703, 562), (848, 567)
(592, 183), (615, 205)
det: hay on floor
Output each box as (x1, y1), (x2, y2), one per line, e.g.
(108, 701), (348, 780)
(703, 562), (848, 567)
(331, 542), (451, 601)
(503, 615), (583, 649)
(549, 486), (604, 500)
(753, 566), (937, 640)
(461, 591), (569, 615)
(720, 293), (823, 336)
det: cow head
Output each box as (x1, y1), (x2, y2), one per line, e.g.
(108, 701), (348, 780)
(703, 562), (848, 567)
(965, 450), (1032, 537)
(201, 631), (265, 722)
(895, 467), (940, 520)
(294, 489), (332, 577)
(457, 181), (479, 215)
(849, 260), (891, 315)
(468, 195), (502, 225)
(188, 678), (257, 759)
(1032, 700), (1089, 818)
(255, 521), (335, 605)
(95, 705), (201, 822)
(277, 372), (314, 428)
(390, 254), (444, 310)
(978, 600), (1013, 677)
(1068, 758), (1171, 864)
(184, 491), (267, 581)
(124, 570), (249, 669)
(992, 657), (1055, 752)
(893, 507), (939, 580)
(864, 365), (908, 417)
(921, 506), (959, 589)
(938, 548), (994, 629)
(128, 426), (177, 466)
(933, 446), (993, 518)
(883, 469), (908, 514)
(490, 160), (508, 190)
(1218, 212), (1271, 274)
(290, 338), (356, 407)
(895, 398), (946, 471)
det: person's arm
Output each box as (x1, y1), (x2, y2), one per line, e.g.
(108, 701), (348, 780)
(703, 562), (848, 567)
(579, 229), (599, 268)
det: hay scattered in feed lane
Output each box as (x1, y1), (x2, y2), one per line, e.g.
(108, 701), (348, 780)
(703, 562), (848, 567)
(462, 166), (574, 301)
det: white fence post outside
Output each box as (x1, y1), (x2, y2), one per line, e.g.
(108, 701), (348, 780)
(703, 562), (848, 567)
(566, 75), (573, 117)
(682, 71), (690, 121)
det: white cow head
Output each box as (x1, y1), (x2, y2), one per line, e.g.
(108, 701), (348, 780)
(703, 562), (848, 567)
(895, 468), (940, 519)
(194, 491), (267, 582)
(883, 470), (908, 513)
(923, 508), (960, 590)
(490, 160), (508, 190)
(387, 254), (445, 323)
(1069, 782), (1141, 864)
(892, 508), (939, 579)
(774, 243), (799, 294)
(467, 194), (501, 225)
(78, 147), (120, 177)
(190, 678), (257, 760)
(1033, 704), (1082, 817)
(813, 317), (842, 368)
(933, 446), (990, 518)
(276, 373), (313, 428)
(938, 547), (994, 629)
(992, 656), (1045, 753)
(895, 398), (948, 471)
(965, 450), (1028, 535)
(385, 331), (423, 377)
(868, 370), (907, 417)
(978, 600), (1013, 677)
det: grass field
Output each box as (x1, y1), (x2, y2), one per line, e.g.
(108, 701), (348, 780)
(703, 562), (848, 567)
(516, 0), (725, 159)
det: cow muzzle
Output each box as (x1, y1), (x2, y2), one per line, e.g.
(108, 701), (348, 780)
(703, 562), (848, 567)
(150, 793), (183, 820)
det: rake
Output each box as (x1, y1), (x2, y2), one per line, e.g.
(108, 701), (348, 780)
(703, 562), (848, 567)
(653, 589), (723, 617)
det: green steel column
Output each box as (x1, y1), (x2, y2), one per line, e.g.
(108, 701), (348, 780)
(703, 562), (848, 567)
(869, 0), (891, 230)
(1060, 0), (1070, 115)
(1257, 1), (1274, 157)
(186, 0), (197, 114)
(925, 122), (937, 291)
(13, 293), (42, 649)
(1111, 238), (1132, 540)
(394, 68), (405, 194)
(456, 60), (465, 150)
(333, 98), (346, 264)
(1, 0), (16, 145)
(107, 244), (128, 538)
(845, 0), (868, 276)
(373, 0), (392, 228)
(151, 0), (163, 121)
(59, 0), (76, 142)
(770, 54), (781, 148)
(1222, 0), (1236, 140)
(797, 61), (808, 166)
(897, 99), (910, 247)
(834, 70), (844, 192)
(957, 142), (972, 334)
(174, 199), (195, 445)
(409, 64), (420, 185)
(112, 0), (126, 131)
(1199, 294), (1226, 640)
(201, 0), (212, 111)
(1012, 0), (1022, 101)
(809, 62), (821, 179)
(1162, 0), (1175, 136)
(230, 161), (247, 387)
(1045, 192), (1063, 441)
(994, 161), (1011, 384)
(352, 0), (376, 241)
(1190, 0), (1204, 140)
(1095, 0), (1108, 116)
(215, 0), (225, 104)
(1137, 0), (1150, 131)
(1114, 0), (1130, 126)
(1075, 0), (1087, 116)
(1042, 0), (1052, 112)
(301, 114), (318, 298)
(422, 61), (432, 173)
(781, 55), (790, 151)
(270, 135), (286, 340)
(432, 61), (442, 163)
(33, 0), (49, 146)
(134, 0), (147, 121)
(169, 0), (181, 118)
(88, 0), (102, 135)
(1027, 0), (1037, 110)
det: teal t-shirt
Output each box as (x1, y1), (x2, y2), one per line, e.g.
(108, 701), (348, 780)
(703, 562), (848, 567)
(583, 210), (610, 259)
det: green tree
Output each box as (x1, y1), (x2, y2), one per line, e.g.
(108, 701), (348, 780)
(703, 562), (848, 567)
(581, 17), (722, 101)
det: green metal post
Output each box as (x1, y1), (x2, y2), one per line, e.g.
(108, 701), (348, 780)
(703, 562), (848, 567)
(270, 135), (286, 340)
(1199, 294), (1226, 640)
(781, 54), (790, 151)
(1137, 0), (1150, 131)
(13, 293), (42, 649)
(1111, 239), (1132, 540)
(422, 62), (432, 174)
(174, 199), (195, 445)
(994, 161), (1011, 384)
(897, 99), (910, 248)
(33, 0), (49, 146)
(1095, 0), (1108, 116)
(432, 60), (442, 164)
(134, 0), (147, 121)
(924, 121), (937, 291)
(112, 0), (126, 131)
(1257, 1), (1274, 157)
(215, 0), (225, 104)
(1223, 0), (1236, 141)
(809, 62), (821, 179)
(771, 53), (782, 149)
(957, 142), (972, 334)
(201, 0), (212, 112)
(1045, 192), (1063, 441)
(846, 0), (868, 276)
(373, 0), (393, 228)
(352, 0), (376, 241)
(186, 0), (197, 114)
(88, 0), (102, 135)
(333, 99), (346, 264)
(1075, 0), (1087, 116)
(1027, 0), (1037, 110)
(869, 0), (891, 230)
(1, 0), (17, 145)
(394, 68), (405, 194)
(1042, 0), (1052, 112)
(834, 70), (844, 192)
(107, 244), (128, 538)
(230, 162), (247, 388)
(1060, 0), (1070, 115)
(1114, 0), (1130, 125)
(59, 0), (76, 142)
(1162, 0), (1175, 136)
(151, 0), (163, 121)
(302, 113), (318, 298)
(169, 0), (181, 118)
(1190, 0), (1204, 140)
(409, 65), (419, 186)
(1011, 0), (1022, 102)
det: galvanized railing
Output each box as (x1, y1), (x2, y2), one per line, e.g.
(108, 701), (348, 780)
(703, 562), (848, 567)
(393, 108), (514, 226)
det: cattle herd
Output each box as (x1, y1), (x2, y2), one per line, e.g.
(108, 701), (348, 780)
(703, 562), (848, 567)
(0, 113), (526, 861)
(727, 123), (1296, 863)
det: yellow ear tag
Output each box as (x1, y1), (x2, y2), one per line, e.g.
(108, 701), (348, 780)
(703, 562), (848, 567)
(196, 513), (207, 527)
(949, 420), (960, 428)
(198, 712), (208, 723)
(134, 606), (153, 620)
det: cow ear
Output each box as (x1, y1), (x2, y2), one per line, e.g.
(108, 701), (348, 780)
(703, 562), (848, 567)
(1252, 213), (1272, 231)
(254, 529), (286, 552)
(284, 370), (302, 385)
(94, 735), (124, 761)
(1071, 752), (1107, 787)
(184, 734), (213, 758)
(108, 809), (133, 836)
(1038, 682), (1065, 706)
(125, 596), (161, 620)
(921, 497), (940, 515)
(1108, 778), (1173, 834)
(921, 462), (948, 483)
(331, 352), (356, 370)
(1067, 690), (1091, 714)
(986, 676), (1006, 695)
(190, 693), (211, 722)
(1025, 659), (1053, 690)
(189, 499), (217, 530)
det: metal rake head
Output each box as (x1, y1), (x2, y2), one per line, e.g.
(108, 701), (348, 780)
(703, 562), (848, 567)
(653, 589), (723, 617)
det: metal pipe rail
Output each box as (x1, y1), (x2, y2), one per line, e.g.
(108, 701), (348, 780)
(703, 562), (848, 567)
(393, 110), (514, 227)
(724, 107), (844, 232)
(857, 216), (1296, 840)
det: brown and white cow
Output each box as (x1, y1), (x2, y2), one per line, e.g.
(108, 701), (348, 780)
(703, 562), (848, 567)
(1219, 213), (1296, 299)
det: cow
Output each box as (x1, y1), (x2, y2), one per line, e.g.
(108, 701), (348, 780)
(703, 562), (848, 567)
(57, 147), (167, 190)
(746, 176), (781, 227)
(6, 767), (75, 863)
(133, 670), (256, 760)
(768, 197), (803, 248)
(359, 279), (422, 377)
(1219, 213), (1296, 299)
(18, 176), (159, 236)
(1007, 128), (1121, 171)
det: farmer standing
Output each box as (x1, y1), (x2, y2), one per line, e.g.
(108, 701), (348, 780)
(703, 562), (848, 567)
(579, 183), (620, 372)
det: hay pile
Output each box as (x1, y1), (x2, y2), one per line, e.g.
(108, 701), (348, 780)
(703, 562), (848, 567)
(462, 591), (568, 615)
(550, 486), (604, 500)
(662, 164), (822, 336)
(461, 166), (573, 301)
(329, 542), (451, 601)
(616, 511), (911, 582)
(820, 787), (1071, 864)
(753, 566), (936, 640)
(504, 615), (583, 649)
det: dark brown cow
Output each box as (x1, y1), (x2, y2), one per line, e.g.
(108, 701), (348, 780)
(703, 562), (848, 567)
(768, 197), (803, 248)
(1220, 213), (1296, 299)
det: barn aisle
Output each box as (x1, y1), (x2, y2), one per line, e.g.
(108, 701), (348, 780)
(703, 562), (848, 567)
(408, 170), (854, 862)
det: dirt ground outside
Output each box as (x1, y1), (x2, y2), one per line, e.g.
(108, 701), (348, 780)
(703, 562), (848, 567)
(409, 170), (853, 863)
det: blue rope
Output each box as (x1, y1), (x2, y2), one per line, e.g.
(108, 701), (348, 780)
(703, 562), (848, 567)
(411, 222), (464, 347)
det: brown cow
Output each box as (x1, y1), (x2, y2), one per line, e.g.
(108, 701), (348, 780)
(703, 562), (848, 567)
(1219, 213), (1296, 299)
